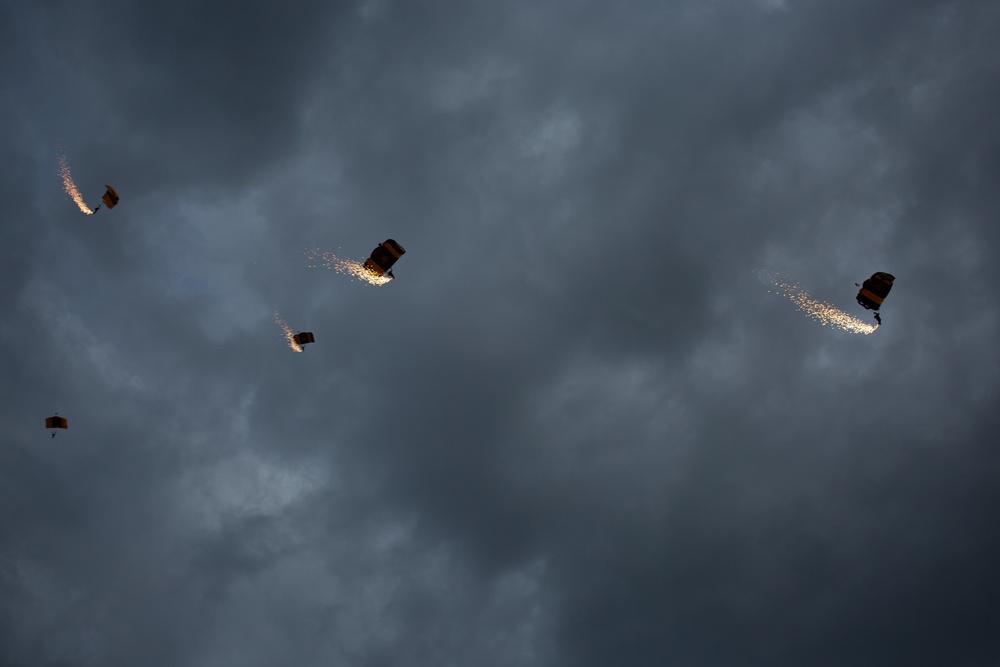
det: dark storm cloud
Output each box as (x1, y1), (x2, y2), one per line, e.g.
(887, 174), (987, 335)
(2, 1), (999, 666)
(31, 1), (355, 192)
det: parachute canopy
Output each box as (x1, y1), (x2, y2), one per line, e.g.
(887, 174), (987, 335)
(292, 332), (315, 346)
(102, 185), (120, 209)
(45, 415), (68, 430)
(363, 239), (405, 278)
(856, 272), (895, 311)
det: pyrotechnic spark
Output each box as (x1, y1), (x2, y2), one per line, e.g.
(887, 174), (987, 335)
(273, 311), (303, 352)
(57, 154), (94, 215)
(304, 247), (391, 286)
(766, 273), (878, 335)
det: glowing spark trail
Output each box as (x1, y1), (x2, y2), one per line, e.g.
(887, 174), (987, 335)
(273, 311), (303, 352)
(304, 247), (391, 286)
(57, 155), (94, 215)
(766, 273), (878, 335)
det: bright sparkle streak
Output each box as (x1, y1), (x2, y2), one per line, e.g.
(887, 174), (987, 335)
(57, 154), (94, 215)
(767, 273), (878, 335)
(273, 311), (303, 352)
(304, 247), (391, 286)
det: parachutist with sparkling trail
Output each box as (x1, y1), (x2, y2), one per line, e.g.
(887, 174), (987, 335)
(363, 239), (405, 280)
(856, 272), (894, 326)
(293, 332), (315, 349)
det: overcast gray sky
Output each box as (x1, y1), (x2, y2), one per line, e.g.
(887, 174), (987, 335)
(2, 1), (999, 665)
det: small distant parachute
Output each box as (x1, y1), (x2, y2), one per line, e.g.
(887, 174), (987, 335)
(856, 272), (895, 325)
(102, 185), (119, 209)
(45, 414), (68, 438)
(273, 311), (311, 352)
(363, 239), (406, 279)
(292, 331), (315, 348)
(92, 185), (119, 214)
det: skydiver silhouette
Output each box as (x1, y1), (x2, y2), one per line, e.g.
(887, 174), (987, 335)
(92, 205), (100, 213)
(874, 312), (881, 325)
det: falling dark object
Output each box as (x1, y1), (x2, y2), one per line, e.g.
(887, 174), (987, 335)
(856, 272), (894, 324)
(363, 239), (405, 279)
(293, 331), (315, 348)
(45, 414), (68, 438)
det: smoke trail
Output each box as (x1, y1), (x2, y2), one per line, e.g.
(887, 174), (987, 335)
(57, 154), (94, 215)
(273, 311), (303, 352)
(765, 272), (878, 335)
(304, 247), (391, 286)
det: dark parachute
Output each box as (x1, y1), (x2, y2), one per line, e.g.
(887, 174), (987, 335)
(93, 185), (119, 213)
(45, 414), (68, 438)
(102, 185), (120, 208)
(293, 332), (315, 347)
(856, 272), (895, 325)
(363, 239), (406, 279)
